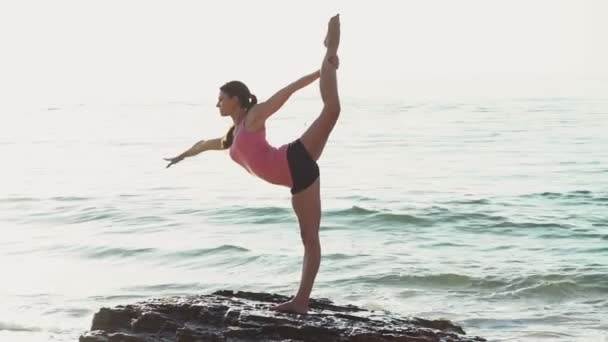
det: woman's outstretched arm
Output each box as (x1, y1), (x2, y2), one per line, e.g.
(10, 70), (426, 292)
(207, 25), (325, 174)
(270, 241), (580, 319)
(250, 70), (320, 122)
(164, 137), (223, 168)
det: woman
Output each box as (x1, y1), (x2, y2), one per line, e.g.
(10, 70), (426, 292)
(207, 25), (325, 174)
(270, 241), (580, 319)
(164, 14), (340, 314)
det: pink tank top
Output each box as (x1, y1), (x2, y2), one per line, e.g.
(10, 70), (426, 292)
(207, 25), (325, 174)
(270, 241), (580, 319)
(229, 120), (293, 188)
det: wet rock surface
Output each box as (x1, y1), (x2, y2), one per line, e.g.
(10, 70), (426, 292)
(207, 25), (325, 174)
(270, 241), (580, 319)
(80, 290), (486, 341)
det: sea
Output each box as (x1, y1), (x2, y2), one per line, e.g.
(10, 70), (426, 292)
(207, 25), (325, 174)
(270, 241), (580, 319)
(0, 97), (607, 341)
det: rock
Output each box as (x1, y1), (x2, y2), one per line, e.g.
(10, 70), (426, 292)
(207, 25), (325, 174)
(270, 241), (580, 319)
(80, 290), (486, 342)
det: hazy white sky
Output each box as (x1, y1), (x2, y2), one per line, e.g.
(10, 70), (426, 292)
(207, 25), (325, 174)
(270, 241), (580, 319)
(1, 0), (606, 104)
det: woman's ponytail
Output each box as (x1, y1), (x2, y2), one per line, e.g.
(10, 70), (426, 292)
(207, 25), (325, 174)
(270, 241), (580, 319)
(247, 94), (258, 110)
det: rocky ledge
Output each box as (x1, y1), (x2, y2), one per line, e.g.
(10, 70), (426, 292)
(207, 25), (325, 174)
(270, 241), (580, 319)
(80, 290), (486, 341)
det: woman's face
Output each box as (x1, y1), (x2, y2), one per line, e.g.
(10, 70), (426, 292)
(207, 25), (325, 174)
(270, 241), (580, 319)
(216, 91), (240, 116)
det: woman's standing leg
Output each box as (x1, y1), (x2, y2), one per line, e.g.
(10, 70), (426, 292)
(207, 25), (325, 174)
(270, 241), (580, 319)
(271, 178), (321, 313)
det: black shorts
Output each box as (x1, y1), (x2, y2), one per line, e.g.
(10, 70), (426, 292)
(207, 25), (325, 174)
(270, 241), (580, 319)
(286, 139), (320, 195)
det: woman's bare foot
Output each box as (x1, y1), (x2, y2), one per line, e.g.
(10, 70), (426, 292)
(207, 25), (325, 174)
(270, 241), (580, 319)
(323, 14), (340, 70)
(270, 299), (309, 314)
(324, 14), (340, 53)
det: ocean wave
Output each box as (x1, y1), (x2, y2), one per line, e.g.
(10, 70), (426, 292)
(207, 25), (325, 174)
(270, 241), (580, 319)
(78, 246), (157, 259)
(523, 190), (608, 203)
(326, 206), (376, 216)
(42, 307), (92, 318)
(1, 196), (94, 203)
(122, 282), (200, 293)
(538, 232), (608, 241)
(50, 196), (92, 202)
(0, 196), (38, 203)
(490, 273), (608, 301)
(333, 194), (377, 202)
(0, 321), (41, 332)
(462, 317), (574, 330)
(208, 206), (293, 224)
(574, 232), (608, 240)
(23, 205), (125, 225)
(59, 244), (250, 261)
(324, 252), (373, 261)
(492, 273), (608, 299)
(443, 198), (492, 205)
(89, 294), (150, 301)
(334, 273), (502, 289)
(20, 203), (169, 227)
(331, 272), (608, 299)
(489, 221), (573, 230)
(322, 205), (580, 235)
(166, 245), (250, 258)
(440, 212), (507, 224)
(325, 206), (430, 227)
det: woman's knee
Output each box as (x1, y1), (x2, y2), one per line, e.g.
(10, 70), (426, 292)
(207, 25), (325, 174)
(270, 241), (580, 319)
(300, 229), (320, 248)
(323, 102), (341, 118)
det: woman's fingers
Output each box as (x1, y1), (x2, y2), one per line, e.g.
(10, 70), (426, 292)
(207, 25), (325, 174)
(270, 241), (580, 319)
(165, 158), (178, 168)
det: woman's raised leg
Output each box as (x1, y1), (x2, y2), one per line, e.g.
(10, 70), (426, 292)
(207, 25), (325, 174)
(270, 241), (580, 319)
(299, 14), (341, 162)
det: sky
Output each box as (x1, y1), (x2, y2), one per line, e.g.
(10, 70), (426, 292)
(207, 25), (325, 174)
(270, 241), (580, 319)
(0, 0), (606, 106)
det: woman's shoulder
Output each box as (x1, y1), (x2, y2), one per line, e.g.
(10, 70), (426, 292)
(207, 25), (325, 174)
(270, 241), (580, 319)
(243, 110), (266, 132)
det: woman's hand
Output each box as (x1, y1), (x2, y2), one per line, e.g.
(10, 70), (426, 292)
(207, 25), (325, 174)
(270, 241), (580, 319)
(164, 156), (184, 168)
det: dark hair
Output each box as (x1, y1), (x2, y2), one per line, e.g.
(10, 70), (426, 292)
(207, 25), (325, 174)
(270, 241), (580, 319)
(220, 81), (258, 111)
(221, 125), (235, 149)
